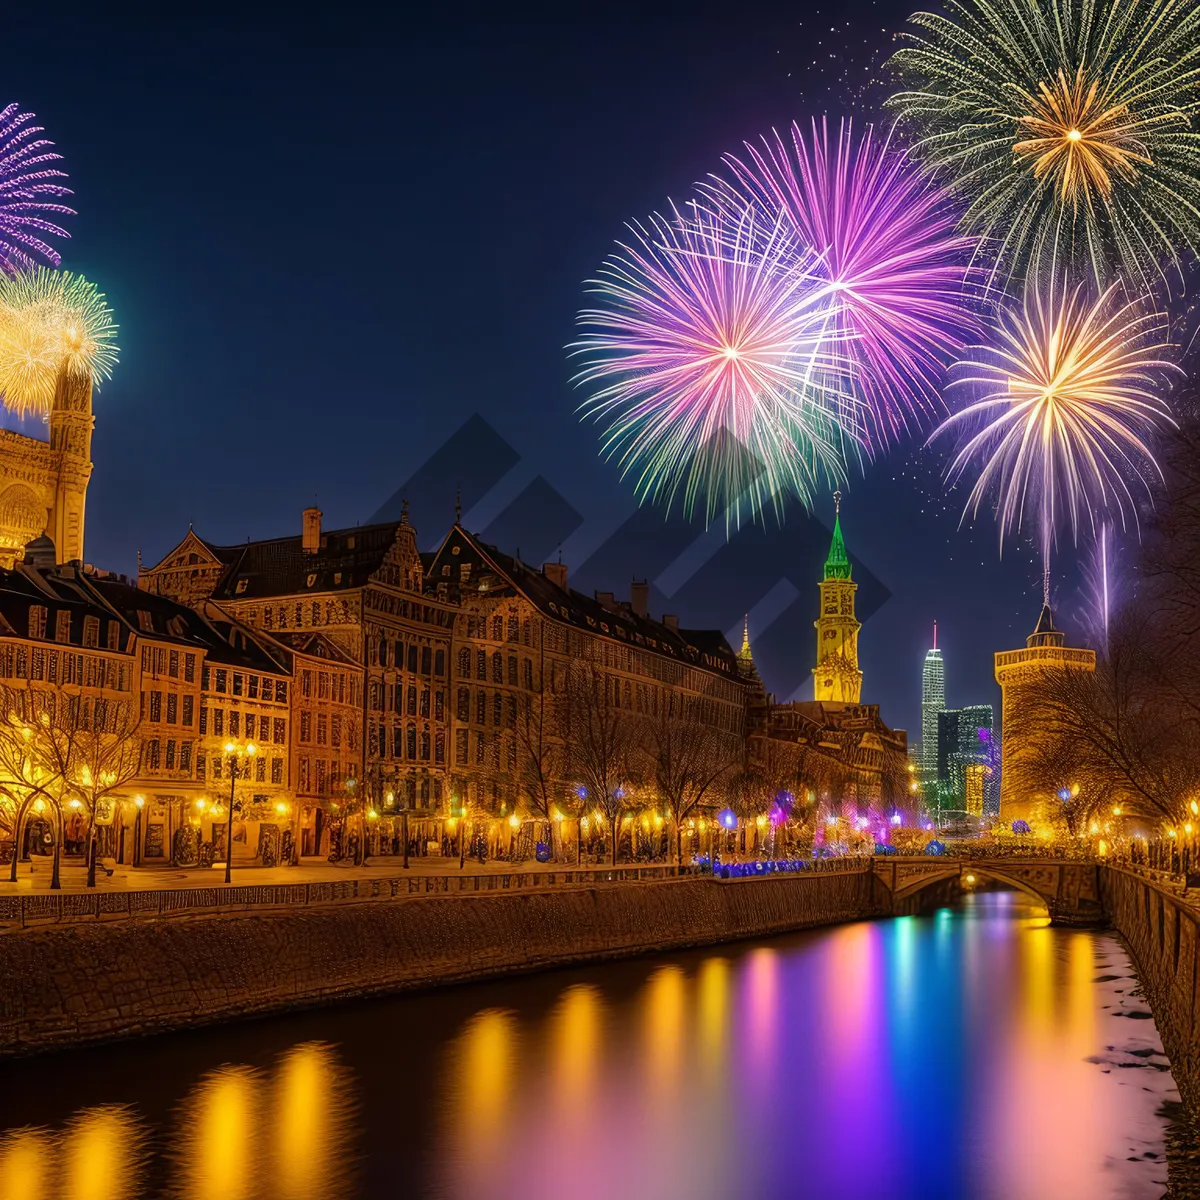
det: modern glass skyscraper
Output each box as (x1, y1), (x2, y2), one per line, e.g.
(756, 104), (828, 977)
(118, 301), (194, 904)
(921, 623), (945, 794)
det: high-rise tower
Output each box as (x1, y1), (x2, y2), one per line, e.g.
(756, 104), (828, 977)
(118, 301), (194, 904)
(813, 492), (862, 704)
(920, 622), (945, 793)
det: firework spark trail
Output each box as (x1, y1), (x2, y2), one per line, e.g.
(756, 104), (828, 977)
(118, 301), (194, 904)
(0, 268), (119, 417)
(0, 104), (74, 273)
(933, 275), (1177, 603)
(704, 118), (978, 448)
(887, 0), (1200, 290)
(1078, 522), (1120, 654)
(571, 200), (860, 530)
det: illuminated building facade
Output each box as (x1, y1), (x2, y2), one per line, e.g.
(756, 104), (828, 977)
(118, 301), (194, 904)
(936, 704), (996, 817)
(812, 494), (863, 704)
(920, 630), (945, 796)
(994, 605), (1096, 825)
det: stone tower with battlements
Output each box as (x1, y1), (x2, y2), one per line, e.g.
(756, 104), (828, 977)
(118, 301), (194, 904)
(813, 493), (863, 704)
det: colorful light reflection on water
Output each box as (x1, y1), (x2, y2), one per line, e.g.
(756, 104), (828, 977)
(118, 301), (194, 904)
(0, 893), (1188, 1199)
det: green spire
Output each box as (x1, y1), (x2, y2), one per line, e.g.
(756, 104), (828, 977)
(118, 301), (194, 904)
(824, 492), (852, 581)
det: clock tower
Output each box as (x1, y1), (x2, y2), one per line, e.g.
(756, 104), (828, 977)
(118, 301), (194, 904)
(813, 492), (863, 704)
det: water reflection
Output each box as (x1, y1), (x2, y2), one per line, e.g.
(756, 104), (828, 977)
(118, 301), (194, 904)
(0, 894), (1190, 1199)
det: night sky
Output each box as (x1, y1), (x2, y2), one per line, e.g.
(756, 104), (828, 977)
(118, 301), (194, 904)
(5, 1), (1091, 740)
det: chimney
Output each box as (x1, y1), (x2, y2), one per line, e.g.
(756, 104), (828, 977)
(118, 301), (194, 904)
(630, 579), (648, 618)
(663, 614), (678, 632)
(302, 507), (322, 553)
(542, 561), (568, 591)
(595, 591), (615, 610)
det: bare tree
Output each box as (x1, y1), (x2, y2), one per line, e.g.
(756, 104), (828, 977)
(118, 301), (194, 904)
(648, 707), (737, 864)
(555, 662), (641, 865)
(513, 688), (567, 858)
(0, 684), (143, 887)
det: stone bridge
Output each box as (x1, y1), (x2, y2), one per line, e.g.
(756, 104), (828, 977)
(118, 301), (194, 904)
(871, 855), (1105, 926)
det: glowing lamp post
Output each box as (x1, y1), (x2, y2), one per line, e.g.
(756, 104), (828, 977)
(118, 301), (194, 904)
(222, 740), (256, 884)
(132, 794), (145, 868)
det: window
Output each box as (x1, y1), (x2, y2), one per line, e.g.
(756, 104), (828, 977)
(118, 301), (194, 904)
(407, 685), (417, 716)
(407, 726), (417, 759)
(407, 645), (418, 673)
(213, 756), (222, 779)
(421, 646), (431, 675)
(378, 639), (389, 669)
(507, 616), (519, 642)
(420, 730), (430, 761)
(457, 687), (470, 721)
(202, 665), (211, 690)
(215, 669), (227, 693)
(184, 655), (195, 683)
(248, 675), (258, 699)
(435, 650), (445, 677)
(420, 688), (429, 718)
(213, 708), (224, 736)
(261, 679), (273, 703)
(271, 757), (283, 784)
(455, 730), (469, 765)
(276, 682), (288, 704)
(149, 691), (162, 722)
(166, 693), (178, 724)
(232, 673), (244, 697)
(318, 672), (331, 700)
(229, 711), (240, 736)
(492, 616), (503, 640)
(301, 671), (312, 698)
(168, 650), (179, 677)
(508, 656), (517, 686)
(197, 702), (206, 733)
(243, 713), (256, 741)
(300, 712), (311, 743)
(523, 659), (533, 690)
(394, 639), (404, 667)
(148, 740), (161, 770)
(507, 696), (516, 728)
(435, 731), (445, 763)
(392, 726), (403, 758)
(299, 757), (309, 792)
(256, 757), (266, 783)
(475, 732), (486, 764)
(180, 742), (192, 772)
(263, 607), (274, 629)
(493, 692), (503, 726)
(476, 690), (487, 724)
(274, 717), (286, 744)
(392, 683), (402, 714)
(317, 714), (327, 745)
(331, 714), (341, 749)
(492, 652), (503, 683)
(435, 691), (444, 721)
(476, 650), (486, 679)
(165, 740), (176, 770)
(56, 611), (71, 643)
(458, 648), (471, 679)
(28, 606), (46, 639)
(108, 622), (120, 651)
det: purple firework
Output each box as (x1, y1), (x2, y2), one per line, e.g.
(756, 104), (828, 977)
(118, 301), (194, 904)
(706, 118), (977, 448)
(0, 103), (74, 273)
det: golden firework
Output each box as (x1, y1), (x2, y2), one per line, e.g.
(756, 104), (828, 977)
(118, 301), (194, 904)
(0, 269), (118, 418)
(1013, 68), (1152, 204)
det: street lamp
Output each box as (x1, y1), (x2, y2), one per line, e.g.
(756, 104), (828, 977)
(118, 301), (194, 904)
(222, 739), (257, 884)
(133, 794), (145, 868)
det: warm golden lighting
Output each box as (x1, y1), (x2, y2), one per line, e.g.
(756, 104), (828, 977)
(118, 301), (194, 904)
(177, 1065), (260, 1200)
(508, 813), (520, 829)
(1013, 67), (1152, 203)
(134, 794), (145, 809)
(0, 1126), (51, 1200)
(223, 741), (235, 755)
(965, 873), (976, 885)
(1191, 799), (1198, 816)
(61, 1106), (143, 1200)
(274, 801), (289, 816)
(271, 1043), (353, 1200)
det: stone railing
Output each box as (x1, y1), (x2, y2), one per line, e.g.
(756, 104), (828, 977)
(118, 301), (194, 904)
(0, 855), (870, 931)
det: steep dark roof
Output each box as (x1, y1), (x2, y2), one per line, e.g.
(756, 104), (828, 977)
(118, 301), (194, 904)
(428, 525), (740, 680)
(0, 567), (130, 653)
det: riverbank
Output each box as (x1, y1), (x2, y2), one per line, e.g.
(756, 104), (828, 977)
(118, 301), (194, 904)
(0, 868), (881, 1056)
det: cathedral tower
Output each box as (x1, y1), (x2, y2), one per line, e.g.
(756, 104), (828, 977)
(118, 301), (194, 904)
(48, 365), (94, 565)
(813, 493), (862, 704)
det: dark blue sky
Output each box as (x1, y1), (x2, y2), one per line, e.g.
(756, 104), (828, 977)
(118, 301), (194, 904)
(5, 0), (1091, 738)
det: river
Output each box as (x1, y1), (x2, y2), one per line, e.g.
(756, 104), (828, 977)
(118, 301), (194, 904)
(0, 891), (1195, 1199)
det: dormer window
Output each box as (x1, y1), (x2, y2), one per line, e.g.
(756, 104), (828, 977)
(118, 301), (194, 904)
(55, 611), (71, 643)
(28, 606), (46, 639)
(235, 578), (249, 595)
(83, 616), (100, 648)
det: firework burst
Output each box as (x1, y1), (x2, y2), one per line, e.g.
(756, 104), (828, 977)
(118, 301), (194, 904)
(0, 268), (119, 417)
(571, 201), (857, 528)
(705, 118), (978, 446)
(887, 0), (1200, 288)
(0, 103), (74, 273)
(935, 275), (1177, 599)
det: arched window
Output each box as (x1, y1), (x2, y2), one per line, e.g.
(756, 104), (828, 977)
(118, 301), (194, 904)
(492, 652), (503, 683)
(507, 616), (519, 642)
(458, 648), (471, 678)
(476, 690), (487, 724)
(507, 656), (517, 686)
(378, 639), (389, 669)
(492, 616), (503, 641)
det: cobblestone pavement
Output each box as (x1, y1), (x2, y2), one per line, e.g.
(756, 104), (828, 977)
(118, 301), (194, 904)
(0, 854), (623, 893)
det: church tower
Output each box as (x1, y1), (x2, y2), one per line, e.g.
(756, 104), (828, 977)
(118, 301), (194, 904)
(813, 492), (862, 704)
(48, 365), (94, 564)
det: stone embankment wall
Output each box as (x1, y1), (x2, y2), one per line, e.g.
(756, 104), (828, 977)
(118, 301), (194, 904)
(0, 870), (880, 1055)
(1102, 866), (1200, 1115)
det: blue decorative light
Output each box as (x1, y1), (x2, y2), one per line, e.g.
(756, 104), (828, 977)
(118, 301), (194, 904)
(924, 840), (946, 855)
(718, 807), (738, 830)
(1011, 819), (1031, 835)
